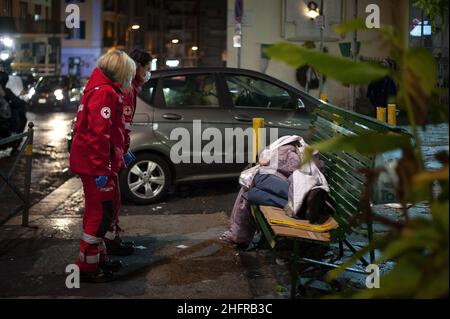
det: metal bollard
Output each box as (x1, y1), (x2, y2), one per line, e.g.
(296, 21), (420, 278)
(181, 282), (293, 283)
(22, 122), (34, 227)
(387, 104), (397, 126)
(252, 118), (264, 163)
(376, 107), (387, 122)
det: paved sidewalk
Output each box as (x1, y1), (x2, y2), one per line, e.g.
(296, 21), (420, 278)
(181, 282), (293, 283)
(0, 176), (431, 299)
(0, 178), (292, 299)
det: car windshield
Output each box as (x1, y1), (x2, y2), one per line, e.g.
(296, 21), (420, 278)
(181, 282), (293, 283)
(36, 76), (70, 91)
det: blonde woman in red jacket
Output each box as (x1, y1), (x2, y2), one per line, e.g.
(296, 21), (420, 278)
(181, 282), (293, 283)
(70, 50), (136, 283)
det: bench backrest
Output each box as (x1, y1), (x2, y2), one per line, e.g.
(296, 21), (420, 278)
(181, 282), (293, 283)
(309, 103), (408, 238)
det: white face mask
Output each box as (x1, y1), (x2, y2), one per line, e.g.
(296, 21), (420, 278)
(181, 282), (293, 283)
(143, 71), (151, 83)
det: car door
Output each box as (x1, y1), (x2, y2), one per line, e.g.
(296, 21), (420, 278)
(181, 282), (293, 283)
(221, 73), (311, 168)
(152, 72), (237, 181)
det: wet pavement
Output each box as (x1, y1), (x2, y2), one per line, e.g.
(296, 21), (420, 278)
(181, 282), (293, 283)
(0, 111), (75, 225)
(0, 111), (448, 298)
(416, 124), (449, 169)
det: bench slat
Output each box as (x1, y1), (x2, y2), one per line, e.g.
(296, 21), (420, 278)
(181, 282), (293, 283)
(314, 110), (375, 135)
(327, 176), (361, 208)
(312, 131), (373, 168)
(318, 151), (366, 182)
(311, 129), (374, 167)
(314, 116), (358, 137)
(270, 225), (331, 242)
(326, 166), (364, 197)
(257, 206), (338, 242)
(329, 190), (359, 219)
(314, 105), (397, 133)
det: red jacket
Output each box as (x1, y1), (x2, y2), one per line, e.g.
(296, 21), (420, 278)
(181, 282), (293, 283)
(70, 68), (126, 177)
(123, 74), (144, 153)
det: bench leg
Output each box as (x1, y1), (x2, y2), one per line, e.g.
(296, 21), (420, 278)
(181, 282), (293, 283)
(338, 240), (344, 259)
(367, 220), (376, 264)
(290, 239), (300, 299)
(344, 239), (370, 267)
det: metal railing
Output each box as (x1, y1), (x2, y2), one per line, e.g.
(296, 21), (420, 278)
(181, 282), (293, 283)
(15, 17), (67, 35)
(0, 123), (34, 227)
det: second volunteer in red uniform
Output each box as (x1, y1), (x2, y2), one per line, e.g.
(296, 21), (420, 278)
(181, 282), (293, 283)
(104, 49), (153, 257)
(70, 50), (136, 283)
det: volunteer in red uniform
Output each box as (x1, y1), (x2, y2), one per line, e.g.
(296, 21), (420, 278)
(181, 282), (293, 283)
(70, 50), (136, 283)
(104, 49), (153, 257)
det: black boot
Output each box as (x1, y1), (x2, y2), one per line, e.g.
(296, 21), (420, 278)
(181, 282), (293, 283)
(100, 259), (123, 273)
(106, 237), (135, 256)
(80, 268), (114, 283)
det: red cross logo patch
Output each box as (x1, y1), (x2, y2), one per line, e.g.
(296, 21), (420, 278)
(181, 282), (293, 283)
(124, 106), (132, 116)
(101, 107), (111, 119)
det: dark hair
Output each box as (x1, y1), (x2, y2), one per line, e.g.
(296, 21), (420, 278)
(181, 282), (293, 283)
(0, 71), (9, 88)
(129, 49), (152, 67)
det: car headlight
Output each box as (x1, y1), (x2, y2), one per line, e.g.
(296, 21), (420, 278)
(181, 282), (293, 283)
(54, 89), (64, 101)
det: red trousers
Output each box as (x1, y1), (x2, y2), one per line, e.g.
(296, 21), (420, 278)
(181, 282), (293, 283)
(76, 175), (121, 272)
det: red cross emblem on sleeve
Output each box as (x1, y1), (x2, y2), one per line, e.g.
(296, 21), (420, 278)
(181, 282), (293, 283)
(101, 107), (111, 119)
(124, 106), (132, 116)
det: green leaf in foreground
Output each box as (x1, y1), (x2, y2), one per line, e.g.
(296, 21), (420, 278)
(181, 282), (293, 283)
(266, 43), (390, 85)
(405, 47), (439, 96)
(334, 18), (368, 34)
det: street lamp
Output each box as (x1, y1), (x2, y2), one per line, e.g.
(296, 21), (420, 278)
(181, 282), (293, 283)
(306, 1), (320, 20)
(191, 46), (199, 51)
(125, 24), (141, 51)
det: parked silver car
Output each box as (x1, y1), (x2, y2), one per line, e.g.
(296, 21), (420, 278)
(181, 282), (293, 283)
(120, 67), (321, 204)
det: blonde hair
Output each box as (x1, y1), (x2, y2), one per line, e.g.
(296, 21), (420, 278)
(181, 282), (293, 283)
(97, 50), (136, 89)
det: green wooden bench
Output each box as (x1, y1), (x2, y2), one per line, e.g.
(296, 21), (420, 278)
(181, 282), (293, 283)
(252, 103), (410, 298)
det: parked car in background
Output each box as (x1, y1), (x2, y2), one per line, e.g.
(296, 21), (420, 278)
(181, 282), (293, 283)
(28, 75), (83, 112)
(68, 67), (322, 204)
(13, 72), (38, 90)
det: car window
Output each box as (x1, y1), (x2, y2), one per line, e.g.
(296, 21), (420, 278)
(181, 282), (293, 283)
(161, 74), (219, 108)
(140, 79), (158, 105)
(224, 74), (294, 109)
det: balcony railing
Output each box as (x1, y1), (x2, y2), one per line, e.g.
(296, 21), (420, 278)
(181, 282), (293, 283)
(0, 17), (67, 35)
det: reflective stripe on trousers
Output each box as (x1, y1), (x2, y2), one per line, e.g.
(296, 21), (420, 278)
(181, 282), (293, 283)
(104, 231), (116, 241)
(99, 242), (107, 252)
(79, 252), (100, 264)
(82, 233), (103, 245)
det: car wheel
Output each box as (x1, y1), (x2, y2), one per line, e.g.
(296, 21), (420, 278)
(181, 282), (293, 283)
(120, 153), (171, 205)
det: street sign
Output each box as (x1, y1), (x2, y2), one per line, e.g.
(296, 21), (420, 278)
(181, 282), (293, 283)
(233, 35), (242, 48)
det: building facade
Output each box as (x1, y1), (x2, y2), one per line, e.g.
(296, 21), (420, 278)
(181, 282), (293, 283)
(60, 0), (102, 78)
(61, 0), (227, 78)
(226, 0), (448, 109)
(0, 0), (65, 75)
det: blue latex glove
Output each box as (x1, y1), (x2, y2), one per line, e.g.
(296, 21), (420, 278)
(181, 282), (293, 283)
(95, 175), (108, 189)
(123, 151), (136, 167)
